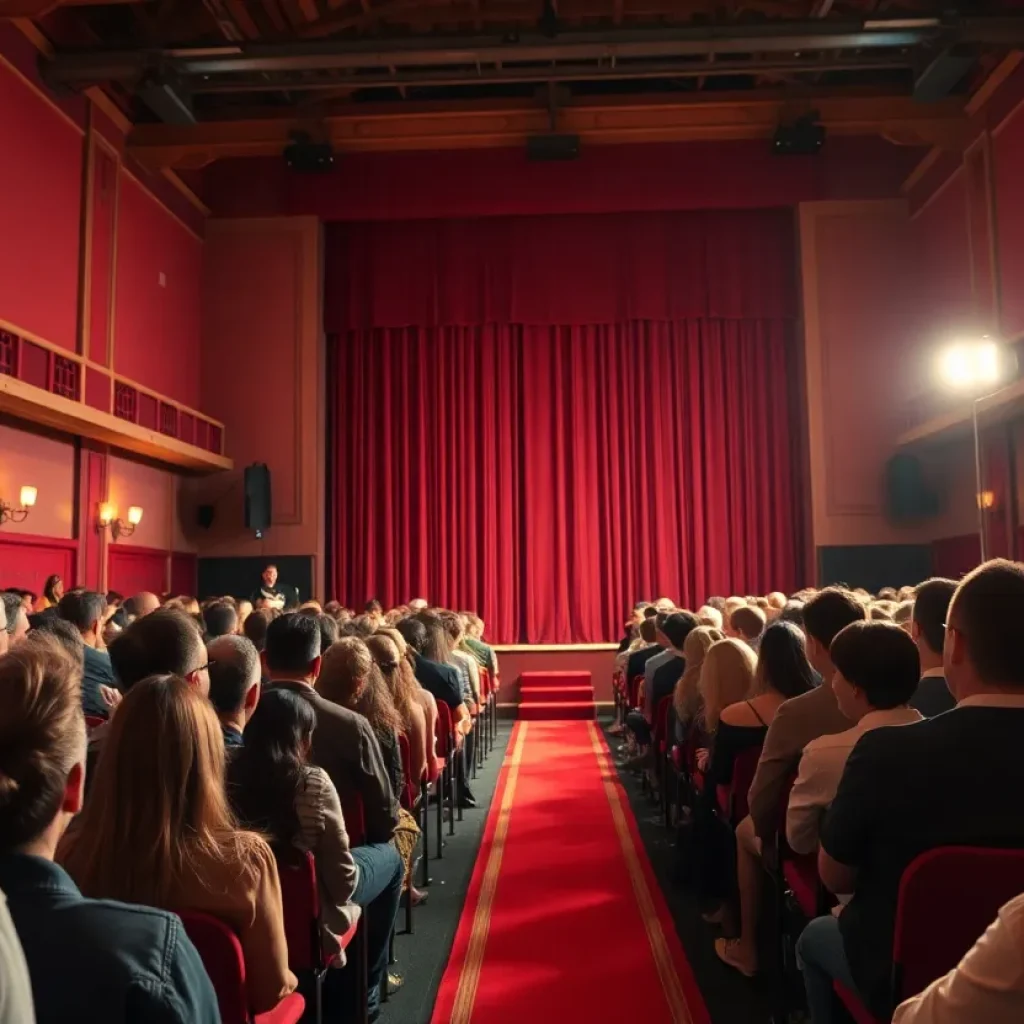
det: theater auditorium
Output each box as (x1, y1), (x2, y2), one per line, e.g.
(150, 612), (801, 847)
(2, 4), (1024, 1023)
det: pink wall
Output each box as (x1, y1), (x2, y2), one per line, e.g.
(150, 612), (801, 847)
(0, 51), (82, 350)
(113, 176), (204, 408)
(189, 217), (326, 595)
(0, 421), (77, 539)
(798, 201), (926, 550)
(495, 648), (618, 704)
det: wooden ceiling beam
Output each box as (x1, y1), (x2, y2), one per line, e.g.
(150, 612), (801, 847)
(0, 0), (143, 15)
(128, 90), (969, 168)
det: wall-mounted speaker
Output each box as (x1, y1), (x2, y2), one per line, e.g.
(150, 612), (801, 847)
(196, 504), (215, 529)
(244, 463), (272, 534)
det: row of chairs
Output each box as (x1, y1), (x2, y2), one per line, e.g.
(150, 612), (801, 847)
(177, 666), (501, 1024)
(613, 668), (1024, 1023)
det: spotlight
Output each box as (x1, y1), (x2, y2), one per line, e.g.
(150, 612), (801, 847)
(936, 336), (1011, 391)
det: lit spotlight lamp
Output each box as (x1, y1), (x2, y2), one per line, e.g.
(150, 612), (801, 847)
(97, 502), (143, 541)
(0, 485), (37, 526)
(936, 335), (1017, 561)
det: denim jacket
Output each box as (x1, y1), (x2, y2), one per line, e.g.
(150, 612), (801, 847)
(0, 854), (221, 1024)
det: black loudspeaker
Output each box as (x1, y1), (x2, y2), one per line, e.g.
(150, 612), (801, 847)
(196, 504), (215, 529)
(244, 463), (272, 533)
(885, 453), (940, 522)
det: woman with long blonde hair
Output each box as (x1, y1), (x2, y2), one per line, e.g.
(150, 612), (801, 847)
(57, 675), (297, 1015)
(673, 626), (725, 737)
(698, 638), (758, 736)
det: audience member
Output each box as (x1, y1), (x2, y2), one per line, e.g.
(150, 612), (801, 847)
(672, 626), (724, 740)
(264, 615), (399, 842)
(910, 577), (958, 717)
(376, 627), (439, 772)
(265, 618), (403, 1014)
(730, 605), (767, 648)
(57, 591), (116, 719)
(787, 621), (921, 858)
(0, 639), (218, 1022)
(747, 588), (866, 843)
(799, 560), (1024, 1022)
(398, 617), (469, 735)
(319, 639), (423, 905)
(207, 634), (262, 749)
(131, 592), (161, 618)
(706, 623), (813, 940)
(696, 605), (724, 630)
(0, 886), (33, 1024)
(696, 638), (758, 742)
(317, 612), (339, 651)
(58, 674), (296, 1014)
(244, 606), (275, 653)
(107, 609), (209, 696)
(229, 688), (361, 966)
(202, 600), (238, 639)
(34, 574), (63, 613)
(1, 595), (28, 652)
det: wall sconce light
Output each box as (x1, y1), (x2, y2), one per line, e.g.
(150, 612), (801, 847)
(977, 490), (997, 510)
(98, 502), (143, 541)
(0, 485), (37, 526)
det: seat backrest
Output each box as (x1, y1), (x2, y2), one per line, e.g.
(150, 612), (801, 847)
(435, 700), (455, 757)
(628, 674), (643, 707)
(339, 790), (367, 847)
(728, 744), (764, 823)
(275, 848), (322, 972)
(179, 910), (249, 1024)
(652, 696), (671, 745)
(893, 845), (1024, 1002)
(397, 732), (415, 809)
(479, 667), (491, 698)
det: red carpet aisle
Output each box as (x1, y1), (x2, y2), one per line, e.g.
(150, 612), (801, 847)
(518, 671), (596, 720)
(430, 720), (710, 1024)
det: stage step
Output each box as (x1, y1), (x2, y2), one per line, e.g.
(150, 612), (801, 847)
(519, 701), (596, 721)
(520, 684), (595, 704)
(520, 670), (592, 688)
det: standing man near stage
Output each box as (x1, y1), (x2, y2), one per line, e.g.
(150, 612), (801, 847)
(251, 564), (288, 610)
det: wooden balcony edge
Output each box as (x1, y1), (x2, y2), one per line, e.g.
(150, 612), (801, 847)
(0, 375), (233, 474)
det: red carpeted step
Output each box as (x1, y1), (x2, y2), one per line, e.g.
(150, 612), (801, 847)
(518, 700), (596, 721)
(519, 684), (595, 704)
(519, 670), (592, 688)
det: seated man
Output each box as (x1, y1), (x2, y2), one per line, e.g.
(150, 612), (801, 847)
(263, 614), (402, 1019)
(798, 560), (1024, 1023)
(206, 634), (261, 749)
(0, 594), (28, 653)
(909, 577), (958, 717)
(0, 636), (219, 1023)
(729, 606), (767, 649)
(202, 600), (238, 640)
(57, 590), (118, 719)
(786, 621), (922, 856)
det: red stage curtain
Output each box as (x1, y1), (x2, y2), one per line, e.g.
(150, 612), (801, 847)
(327, 211), (803, 643)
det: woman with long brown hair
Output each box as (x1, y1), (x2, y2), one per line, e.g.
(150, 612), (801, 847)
(57, 674), (297, 1015)
(0, 637), (221, 1023)
(318, 639), (424, 902)
(367, 632), (432, 785)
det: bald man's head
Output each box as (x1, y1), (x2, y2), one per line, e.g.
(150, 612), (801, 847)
(134, 592), (161, 617)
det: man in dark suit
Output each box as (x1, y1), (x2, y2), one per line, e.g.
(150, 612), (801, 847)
(799, 560), (1024, 1022)
(263, 614), (401, 1018)
(909, 577), (957, 717)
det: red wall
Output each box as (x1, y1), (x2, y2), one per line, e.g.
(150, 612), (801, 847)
(0, 45), (82, 350)
(113, 176), (203, 407)
(200, 136), (924, 221)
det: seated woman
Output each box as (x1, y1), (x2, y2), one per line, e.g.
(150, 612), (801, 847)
(229, 687), (361, 963)
(318, 639), (423, 901)
(367, 632), (432, 787)
(34, 574), (63, 613)
(375, 626), (439, 770)
(0, 637), (219, 1023)
(57, 674), (297, 1015)
(706, 622), (815, 962)
(672, 625), (725, 743)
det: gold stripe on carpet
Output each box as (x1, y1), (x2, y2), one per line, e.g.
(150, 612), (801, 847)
(449, 721), (529, 1024)
(588, 721), (693, 1024)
